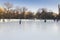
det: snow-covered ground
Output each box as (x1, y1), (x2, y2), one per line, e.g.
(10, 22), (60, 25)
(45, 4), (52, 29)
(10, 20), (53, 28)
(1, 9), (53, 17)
(0, 19), (60, 40)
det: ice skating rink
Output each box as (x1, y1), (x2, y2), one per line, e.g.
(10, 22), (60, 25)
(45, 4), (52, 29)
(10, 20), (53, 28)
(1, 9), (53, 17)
(0, 19), (60, 40)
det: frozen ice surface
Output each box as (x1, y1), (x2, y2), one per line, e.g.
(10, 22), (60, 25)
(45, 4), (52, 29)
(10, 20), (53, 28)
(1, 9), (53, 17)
(0, 19), (60, 40)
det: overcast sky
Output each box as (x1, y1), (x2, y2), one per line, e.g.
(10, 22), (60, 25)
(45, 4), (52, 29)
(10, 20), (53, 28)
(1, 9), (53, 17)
(0, 0), (59, 13)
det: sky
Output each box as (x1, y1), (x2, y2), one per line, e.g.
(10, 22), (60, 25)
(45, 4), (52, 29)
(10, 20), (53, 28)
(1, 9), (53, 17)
(0, 0), (59, 13)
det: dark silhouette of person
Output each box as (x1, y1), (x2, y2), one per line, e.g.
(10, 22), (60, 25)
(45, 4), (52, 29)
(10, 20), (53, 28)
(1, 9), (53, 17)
(3, 19), (5, 22)
(19, 19), (21, 24)
(44, 19), (46, 22)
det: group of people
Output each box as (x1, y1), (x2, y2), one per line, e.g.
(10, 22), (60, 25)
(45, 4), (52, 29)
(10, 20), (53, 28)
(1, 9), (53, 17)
(44, 19), (59, 22)
(0, 19), (59, 24)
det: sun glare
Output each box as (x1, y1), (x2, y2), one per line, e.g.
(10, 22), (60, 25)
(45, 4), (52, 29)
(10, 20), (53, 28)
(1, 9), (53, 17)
(0, 6), (4, 13)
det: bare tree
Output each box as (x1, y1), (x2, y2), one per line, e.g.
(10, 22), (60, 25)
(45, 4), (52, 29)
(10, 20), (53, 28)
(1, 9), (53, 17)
(41, 8), (47, 13)
(4, 2), (13, 21)
(21, 7), (27, 18)
(15, 6), (22, 14)
(16, 7), (27, 19)
(37, 8), (42, 13)
(4, 2), (13, 13)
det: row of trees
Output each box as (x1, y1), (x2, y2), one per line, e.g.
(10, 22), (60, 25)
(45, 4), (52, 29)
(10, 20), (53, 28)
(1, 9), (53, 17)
(0, 2), (59, 19)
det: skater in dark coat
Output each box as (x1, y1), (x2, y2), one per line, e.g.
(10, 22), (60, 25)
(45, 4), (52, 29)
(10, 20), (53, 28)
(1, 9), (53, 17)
(19, 19), (21, 24)
(44, 19), (46, 22)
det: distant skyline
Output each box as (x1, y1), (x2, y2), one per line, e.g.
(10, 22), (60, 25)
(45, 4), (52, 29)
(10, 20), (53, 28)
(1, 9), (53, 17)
(0, 0), (59, 13)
